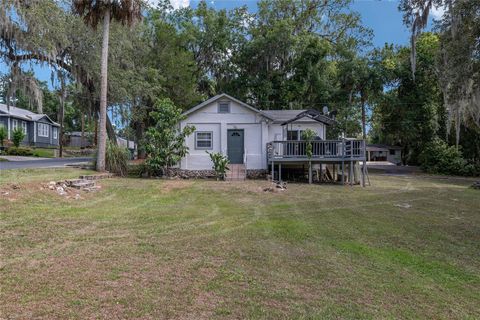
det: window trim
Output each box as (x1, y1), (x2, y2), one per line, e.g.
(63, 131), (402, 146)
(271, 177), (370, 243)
(195, 131), (213, 150)
(21, 121), (27, 134)
(38, 123), (49, 138)
(218, 101), (231, 114)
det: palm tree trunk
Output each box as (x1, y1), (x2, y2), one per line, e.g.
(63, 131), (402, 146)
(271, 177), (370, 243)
(361, 98), (366, 140)
(96, 9), (111, 172)
(81, 111), (85, 147)
(59, 97), (64, 158)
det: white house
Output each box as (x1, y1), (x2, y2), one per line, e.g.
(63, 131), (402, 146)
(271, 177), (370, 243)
(179, 93), (335, 171)
(366, 144), (402, 165)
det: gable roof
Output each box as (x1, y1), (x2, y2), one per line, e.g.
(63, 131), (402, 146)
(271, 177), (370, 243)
(0, 103), (60, 126)
(278, 109), (336, 126)
(182, 94), (336, 126)
(182, 93), (273, 120)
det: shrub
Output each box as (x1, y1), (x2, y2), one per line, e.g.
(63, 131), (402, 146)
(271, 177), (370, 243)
(302, 128), (317, 159)
(419, 139), (477, 176)
(0, 126), (7, 147)
(127, 163), (147, 178)
(6, 147), (34, 156)
(94, 140), (129, 176)
(207, 151), (230, 180)
(144, 98), (195, 176)
(12, 127), (25, 148)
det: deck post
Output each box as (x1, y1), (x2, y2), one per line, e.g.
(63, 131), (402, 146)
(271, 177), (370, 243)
(341, 161), (345, 185)
(350, 161), (354, 186)
(271, 161), (274, 182)
(308, 161), (312, 184)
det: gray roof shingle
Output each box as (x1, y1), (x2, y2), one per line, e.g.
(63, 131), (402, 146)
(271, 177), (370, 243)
(0, 103), (59, 125)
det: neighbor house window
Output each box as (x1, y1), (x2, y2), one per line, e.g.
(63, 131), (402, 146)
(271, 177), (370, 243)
(53, 127), (58, 139)
(218, 102), (230, 113)
(195, 131), (212, 149)
(389, 149), (396, 155)
(21, 121), (27, 134)
(38, 123), (49, 137)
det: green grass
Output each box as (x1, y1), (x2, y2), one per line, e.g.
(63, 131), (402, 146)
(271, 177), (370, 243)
(32, 148), (56, 158)
(0, 157), (8, 161)
(1, 169), (479, 319)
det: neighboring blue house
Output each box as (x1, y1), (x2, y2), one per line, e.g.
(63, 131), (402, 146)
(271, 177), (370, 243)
(0, 104), (60, 148)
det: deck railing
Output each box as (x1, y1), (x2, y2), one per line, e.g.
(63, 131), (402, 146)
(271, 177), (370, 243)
(267, 139), (365, 161)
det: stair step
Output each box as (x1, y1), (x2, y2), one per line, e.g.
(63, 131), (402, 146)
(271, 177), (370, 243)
(226, 164), (246, 181)
(69, 180), (96, 189)
(79, 173), (114, 180)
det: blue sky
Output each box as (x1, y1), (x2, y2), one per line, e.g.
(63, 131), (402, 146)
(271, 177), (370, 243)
(1, 0), (439, 87)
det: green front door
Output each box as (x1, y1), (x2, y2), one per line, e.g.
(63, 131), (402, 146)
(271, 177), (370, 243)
(227, 129), (244, 164)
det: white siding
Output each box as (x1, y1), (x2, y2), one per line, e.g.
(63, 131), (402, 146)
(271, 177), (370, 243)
(181, 99), (266, 170)
(268, 122), (325, 141)
(181, 98), (327, 170)
(227, 123), (263, 169)
(182, 123), (221, 170)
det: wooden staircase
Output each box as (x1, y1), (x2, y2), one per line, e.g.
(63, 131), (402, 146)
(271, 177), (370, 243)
(226, 164), (246, 181)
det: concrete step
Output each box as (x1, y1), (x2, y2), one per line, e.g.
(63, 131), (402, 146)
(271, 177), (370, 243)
(68, 180), (96, 189)
(226, 164), (246, 181)
(79, 173), (114, 180)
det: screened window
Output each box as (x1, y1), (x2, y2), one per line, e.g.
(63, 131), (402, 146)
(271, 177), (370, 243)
(38, 123), (49, 137)
(21, 121), (27, 134)
(218, 102), (230, 113)
(195, 131), (212, 149)
(12, 119), (18, 131)
(53, 127), (58, 139)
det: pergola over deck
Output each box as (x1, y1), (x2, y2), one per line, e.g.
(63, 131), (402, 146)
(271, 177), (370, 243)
(266, 109), (368, 186)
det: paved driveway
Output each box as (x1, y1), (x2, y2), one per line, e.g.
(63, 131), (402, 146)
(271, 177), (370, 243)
(0, 157), (92, 170)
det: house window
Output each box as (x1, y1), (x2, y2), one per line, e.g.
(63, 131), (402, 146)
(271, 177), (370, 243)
(218, 102), (230, 113)
(38, 123), (49, 137)
(21, 121), (27, 134)
(287, 130), (306, 140)
(12, 119), (18, 131)
(389, 149), (396, 155)
(195, 131), (212, 149)
(53, 127), (58, 139)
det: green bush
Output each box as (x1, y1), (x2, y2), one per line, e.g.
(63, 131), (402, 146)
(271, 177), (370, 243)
(207, 151), (230, 180)
(93, 140), (130, 176)
(144, 98), (195, 176)
(302, 128), (317, 159)
(127, 163), (148, 177)
(419, 139), (477, 176)
(12, 127), (25, 148)
(0, 126), (7, 147)
(6, 147), (34, 156)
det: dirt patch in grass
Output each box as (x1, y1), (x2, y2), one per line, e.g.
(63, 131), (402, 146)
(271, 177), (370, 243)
(161, 179), (194, 193)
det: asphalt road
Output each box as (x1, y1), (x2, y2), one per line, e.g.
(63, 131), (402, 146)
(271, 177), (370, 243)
(0, 157), (92, 170)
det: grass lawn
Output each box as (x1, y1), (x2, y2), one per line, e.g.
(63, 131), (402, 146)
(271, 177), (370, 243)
(1, 169), (479, 319)
(32, 148), (56, 158)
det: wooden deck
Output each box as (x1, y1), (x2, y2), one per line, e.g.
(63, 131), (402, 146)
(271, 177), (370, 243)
(266, 139), (368, 186)
(267, 139), (366, 162)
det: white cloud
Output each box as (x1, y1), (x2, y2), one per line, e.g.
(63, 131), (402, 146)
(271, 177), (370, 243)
(146, 0), (190, 10)
(430, 6), (445, 20)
